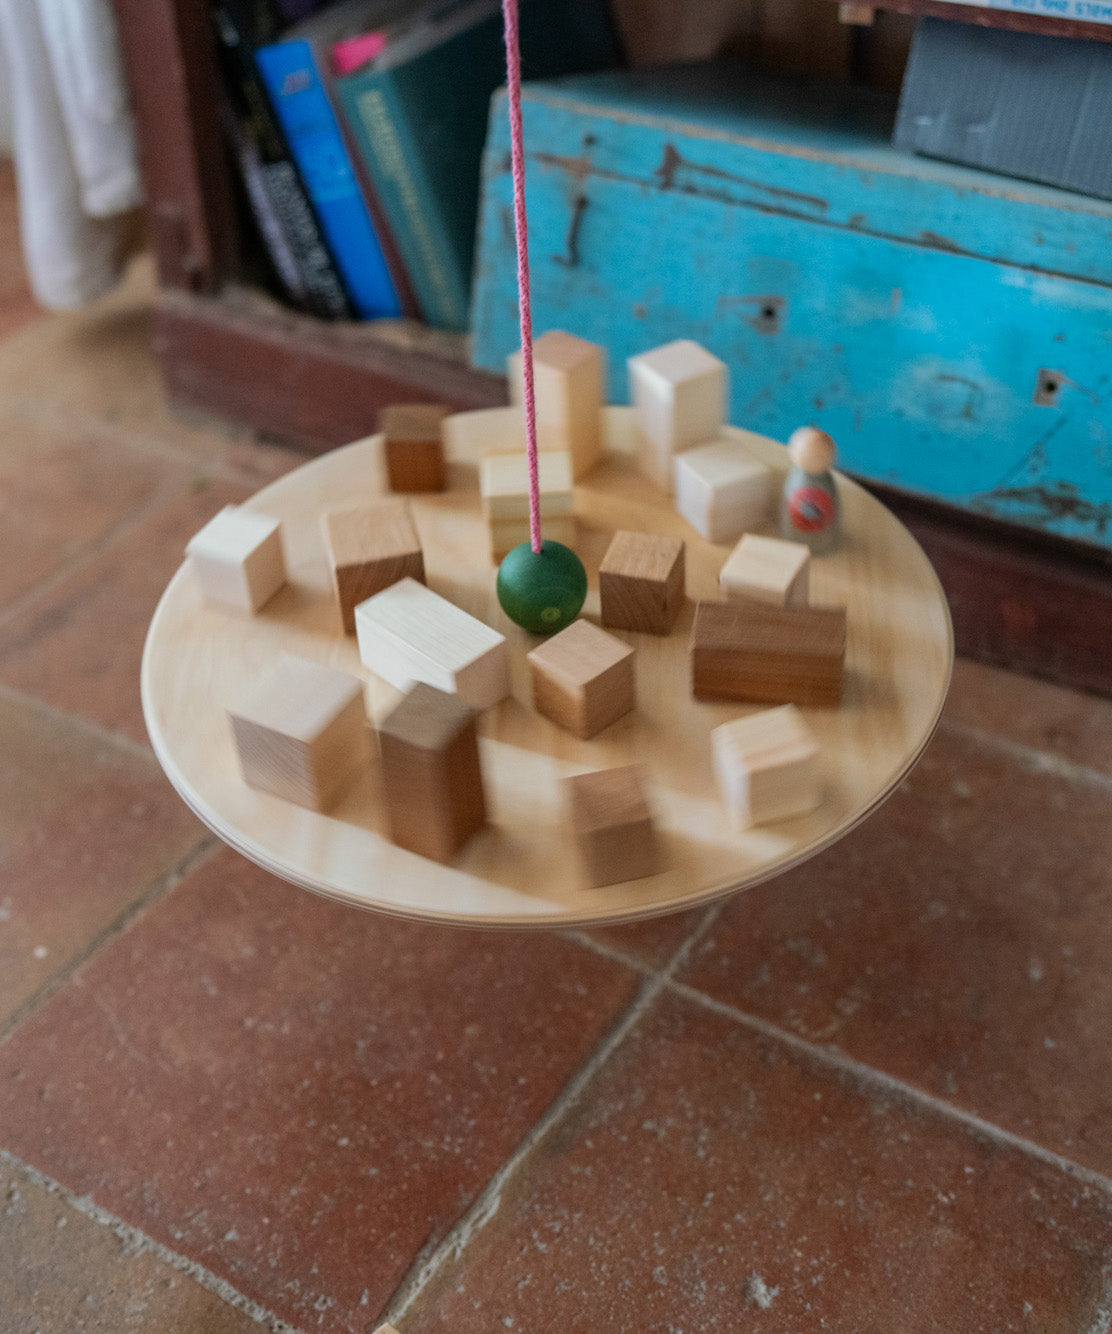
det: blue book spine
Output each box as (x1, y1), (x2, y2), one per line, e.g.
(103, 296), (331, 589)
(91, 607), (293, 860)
(255, 39), (401, 319)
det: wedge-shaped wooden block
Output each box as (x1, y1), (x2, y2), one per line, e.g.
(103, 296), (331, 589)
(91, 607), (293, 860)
(599, 530), (685, 635)
(186, 505), (286, 613)
(712, 705), (822, 829)
(628, 340), (727, 492)
(673, 438), (772, 543)
(380, 402), (448, 493)
(228, 653), (368, 811)
(488, 514), (577, 561)
(566, 764), (663, 887)
(509, 330), (606, 478)
(720, 533), (810, 606)
(324, 498), (425, 634)
(480, 448), (573, 521)
(355, 577), (510, 710)
(528, 618), (634, 739)
(377, 683), (486, 861)
(691, 599), (845, 706)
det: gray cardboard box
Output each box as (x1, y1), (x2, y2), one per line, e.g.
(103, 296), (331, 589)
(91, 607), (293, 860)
(894, 17), (1112, 200)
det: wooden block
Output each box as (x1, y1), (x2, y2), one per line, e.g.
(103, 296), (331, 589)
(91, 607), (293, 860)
(673, 438), (772, 543)
(355, 577), (510, 710)
(527, 618), (634, 739)
(228, 653), (368, 811)
(598, 530), (685, 635)
(509, 330), (606, 478)
(377, 683), (486, 861)
(712, 705), (822, 829)
(720, 533), (810, 607)
(323, 498), (425, 634)
(627, 340), (727, 491)
(691, 599), (846, 706)
(380, 403), (448, 493)
(566, 764), (662, 887)
(372, 1327), (401, 1334)
(186, 505), (286, 613)
(488, 514), (577, 561)
(480, 449), (573, 522)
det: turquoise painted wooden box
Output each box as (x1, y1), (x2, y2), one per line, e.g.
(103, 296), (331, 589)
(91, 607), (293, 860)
(471, 66), (1112, 550)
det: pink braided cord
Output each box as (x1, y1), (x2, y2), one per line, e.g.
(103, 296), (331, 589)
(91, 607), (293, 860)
(501, 0), (541, 553)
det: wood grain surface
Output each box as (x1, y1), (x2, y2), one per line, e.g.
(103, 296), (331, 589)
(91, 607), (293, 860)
(141, 407), (952, 928)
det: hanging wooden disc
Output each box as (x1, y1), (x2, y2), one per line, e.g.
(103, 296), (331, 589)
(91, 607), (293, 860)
(141, 407), (952, 928)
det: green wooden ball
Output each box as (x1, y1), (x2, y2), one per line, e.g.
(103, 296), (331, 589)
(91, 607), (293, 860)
(496, 540), (587, 634)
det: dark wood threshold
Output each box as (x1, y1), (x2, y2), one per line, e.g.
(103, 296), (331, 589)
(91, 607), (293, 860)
(156, 285), (508, 451)
(866, 481), (1112, 698)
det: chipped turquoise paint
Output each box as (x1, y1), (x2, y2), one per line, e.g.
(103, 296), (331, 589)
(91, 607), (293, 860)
(472, 70), (1112, 548)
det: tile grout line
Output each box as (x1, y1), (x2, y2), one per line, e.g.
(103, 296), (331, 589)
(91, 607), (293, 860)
(558, 928), (659, 978)
(0, 471), (196, 637)
(0, 679), (160, 763)
(382, 903), (724, 1326)
(10, 393), (291, 491)
(666, 978), (1112, 1199)
(939, 717), (1112, 794)
(0, 1148), (305, 1334)
(0, 835), (220, 1048)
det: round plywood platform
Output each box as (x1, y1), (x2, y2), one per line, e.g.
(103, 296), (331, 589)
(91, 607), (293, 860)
(141, 407), (952, 928)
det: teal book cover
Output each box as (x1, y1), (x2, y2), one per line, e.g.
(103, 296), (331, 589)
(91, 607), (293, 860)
(336, 0), (622, 332)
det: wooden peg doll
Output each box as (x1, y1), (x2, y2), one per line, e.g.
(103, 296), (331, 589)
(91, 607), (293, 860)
(780, 426), (840, 555)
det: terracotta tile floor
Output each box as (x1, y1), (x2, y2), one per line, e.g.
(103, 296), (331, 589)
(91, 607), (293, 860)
(2, 173), (1112, 1334)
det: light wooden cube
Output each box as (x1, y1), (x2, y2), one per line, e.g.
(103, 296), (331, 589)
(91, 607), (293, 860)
(323, 498), (425, 634)
(566, 764), (663, 887)
(377, 683), (486, 861)
(628, 340), (727, 491)
(380, 403), (448, 493)
(228, 653), (368, 811)
(673, 438), (772, 543)
(712, 704), (822, 829)
(488, 515), (577, 562)
(509, 330), (606, 479)
(527, 618), (634, 739)
(598, 530), (685, 635)
(481, 448), (576, 558)
(720, 533), (810, 606)
(186, 505), (286, 614)
(355, 577), (510, 711)
(480, 449), (573, 521)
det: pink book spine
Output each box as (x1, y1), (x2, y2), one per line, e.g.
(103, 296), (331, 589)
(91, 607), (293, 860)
(329, 31), (387, 77)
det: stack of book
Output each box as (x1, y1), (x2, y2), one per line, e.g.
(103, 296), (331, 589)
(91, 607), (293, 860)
(213, 0), (623, 331)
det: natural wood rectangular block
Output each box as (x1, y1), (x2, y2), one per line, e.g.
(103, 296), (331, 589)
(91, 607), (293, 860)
(377, 683), (486, 861)
(599, 530), (685, 635)
(673, 438), (772, 543)
(628, 339), (727, 492)
(186, 505), (286, 613)
(712, 704), (822, 829)
(380, 402), (448, 493)
(355, 577), (510, 710)
(528, 618), (634, 739)
(488, 514), (576, 561)
(720, 533), (810, 606)
(691, 599), (846, 706)
(566, 764), (662, 887)
(480, 448), (573, 522)
(509, 330), (606, 479)
(228, 652), (368, 811)
(323, 498), (425, 634)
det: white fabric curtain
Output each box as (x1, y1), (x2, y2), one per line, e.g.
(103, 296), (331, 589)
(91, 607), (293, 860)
(0, 0), (143, 309)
